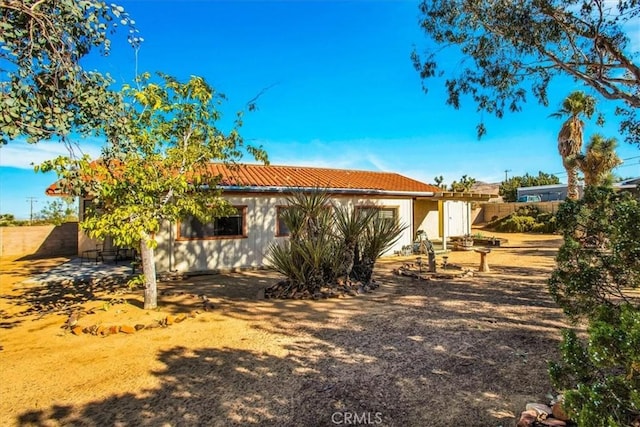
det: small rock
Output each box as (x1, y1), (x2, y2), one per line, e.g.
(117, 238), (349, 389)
(71, 326), (83, 336)
(108, 325), (120, 335)
(120, 325), (136, 334)
(96, 325), (107, 336)
(134, 324), (146, 331)
(525, 402), (552, 418)
(175, 314), (187, 323)
(552, 401), (569, 422)
(539, 419), (566, 426)
(165, 315), (175, 326)
(516, 409), (537, 427)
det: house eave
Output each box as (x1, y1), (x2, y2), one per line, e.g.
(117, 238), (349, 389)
(217, 185), (436, 198)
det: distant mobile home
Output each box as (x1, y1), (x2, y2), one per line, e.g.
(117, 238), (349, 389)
(517, 184), (583, 202)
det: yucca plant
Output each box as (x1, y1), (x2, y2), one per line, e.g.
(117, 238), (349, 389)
(333, 205), (378, 280)
(353, 216), (407, 284)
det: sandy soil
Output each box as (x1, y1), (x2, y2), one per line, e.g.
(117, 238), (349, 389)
(0, 231), (569, 427)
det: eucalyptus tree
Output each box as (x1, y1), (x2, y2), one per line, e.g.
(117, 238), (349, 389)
(0, 0), (140, 145)
(413, 0), (640, 144)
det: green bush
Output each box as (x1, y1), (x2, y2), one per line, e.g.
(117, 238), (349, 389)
(266, 191), (407, 294)
(549, 187), (640, 425)
(486, 204), (557, 233)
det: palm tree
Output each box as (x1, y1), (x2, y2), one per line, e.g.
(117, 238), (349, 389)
(574, 134), (622, 187)
(550, 91), (596, 199)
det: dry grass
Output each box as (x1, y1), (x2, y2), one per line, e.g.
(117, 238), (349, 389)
(0, 231), (570, 427)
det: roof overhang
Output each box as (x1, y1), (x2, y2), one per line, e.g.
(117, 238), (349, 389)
(218, 185), (436, 198)
(430, 191), (495, 202)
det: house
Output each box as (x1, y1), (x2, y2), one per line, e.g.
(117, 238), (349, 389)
(47, 163), (492, 273)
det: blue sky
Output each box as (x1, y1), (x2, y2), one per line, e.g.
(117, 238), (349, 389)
(1, 0), (638, 219)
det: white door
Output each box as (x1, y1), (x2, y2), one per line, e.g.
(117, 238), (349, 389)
(445, 201), (469, 237)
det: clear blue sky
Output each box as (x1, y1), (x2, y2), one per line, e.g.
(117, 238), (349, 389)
(1, 0), (638, 219)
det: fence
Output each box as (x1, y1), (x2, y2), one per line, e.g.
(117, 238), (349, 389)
(477, 201), (563, 224)
(0, 222), (78, 258)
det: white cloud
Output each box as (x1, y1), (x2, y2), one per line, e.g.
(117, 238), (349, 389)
(0, 138), (103, 169)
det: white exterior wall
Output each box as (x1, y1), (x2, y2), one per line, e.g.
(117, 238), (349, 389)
(154, 194), (414, 273)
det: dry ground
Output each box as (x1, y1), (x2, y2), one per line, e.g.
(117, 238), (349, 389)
(0, 231), (569, 427)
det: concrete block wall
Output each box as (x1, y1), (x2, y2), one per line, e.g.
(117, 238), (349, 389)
(479, 202), (562, 224)
(0, 222), (78, 258)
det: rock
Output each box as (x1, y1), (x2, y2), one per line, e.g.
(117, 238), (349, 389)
(120, 325), (136, 334)
(165, 315), (175, 326)
(175, 314), (187, 323)
(134, 324), (146, 331)
(525, 402), (552, 418)
(71, 326), (84, 335)
(108, 325), (120, 335)
(96, 325), (108, 336)
(539, 419), (566, 426)
(516, 409), (538, 427)
(552, 402), (570, 422)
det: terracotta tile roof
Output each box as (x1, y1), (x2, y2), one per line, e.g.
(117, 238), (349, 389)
(45, 163), (440, 196)
(209, 163), (440, 194)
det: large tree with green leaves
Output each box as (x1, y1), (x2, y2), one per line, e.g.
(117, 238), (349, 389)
(39, 73), (267, 309)
(0, 0), (139, 145)
(499, 171), (561, 202)
(551, 91), (597, 199)
(412, 0), (640, 144)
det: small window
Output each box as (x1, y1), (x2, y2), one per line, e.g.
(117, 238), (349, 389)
(276, 206), (291, 237)
(178, 206), (246, 240)
(356, 206), (398, 222)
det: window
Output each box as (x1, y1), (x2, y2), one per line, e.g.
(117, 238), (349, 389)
(178, 206), (246, 240)
(356, 206), (398, 222)
(375, 207), (397, 221)
(276, 206), (291, 237)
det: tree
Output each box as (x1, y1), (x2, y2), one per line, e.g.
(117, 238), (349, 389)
(548, 186), (640, 425)
(575, 134), (623, 187)
(434, 175), (445, 189)
(39, 73), (268, 309)
(37, 199), (78, 225)
(449, 174), (476, 192)
(412, 0), (640, 144)
(0, 0), (140, 145)
(551, 91), (597, 199)
(499, 171), (560, 202)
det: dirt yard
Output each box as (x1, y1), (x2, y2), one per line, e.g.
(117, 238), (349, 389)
(1, 231), (569, 427)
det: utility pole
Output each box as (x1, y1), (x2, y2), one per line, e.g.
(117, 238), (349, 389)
(504, 169), (512, 181)
(26, 197), (37, 225)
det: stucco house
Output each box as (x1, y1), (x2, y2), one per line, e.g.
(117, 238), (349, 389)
(47, 163), (492, 273)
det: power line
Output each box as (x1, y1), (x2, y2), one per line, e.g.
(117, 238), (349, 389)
(26, 197), (38, 225)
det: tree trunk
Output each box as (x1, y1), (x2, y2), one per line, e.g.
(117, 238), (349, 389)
(564, 159), (580, 200)
(140, 235), (158, 310)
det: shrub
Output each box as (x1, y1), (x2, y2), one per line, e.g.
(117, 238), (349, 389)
(266, 191), (407, 294)
(549, 186), (640, 425)
(486, 204), (557, 233)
